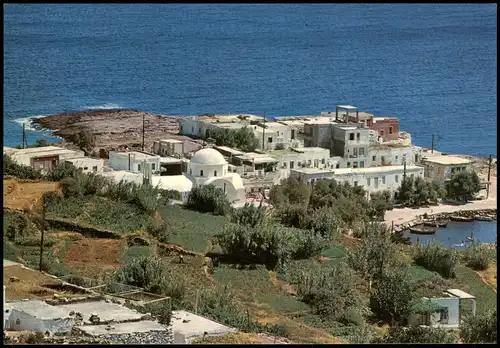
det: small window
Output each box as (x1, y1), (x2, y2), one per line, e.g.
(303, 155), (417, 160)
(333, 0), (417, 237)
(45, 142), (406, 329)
(290, 161), (294, 169)
(381, 156), (385, 163)
(395, 156), (398, 161)
(93, 166), (98, 172)
(336, 163), (340, 169)
(192, 127), (194, 132)
(367, 178), (371, 186)
(353, 162), (358, 169)
(276, 131), (280, 136)
(308, 160), (312, 165)
(356, 133), (360, 141)
(200, 170), (204, 176)
(359, 148), (365, 156)
(321, 159), (325, 164)
(349, 133), (355, 141)
(354, 181), (358, 186)
(189, 169), (192, 175)
(268, 137), (273, 143)
(389, 127), (393, 134)
(360, 161), (365, 168)
(138, 164), (142, 171)
(382, 176), (386, 184)
(372, 156), (376, 161)
(16, 319), (21, 325)
(83, 167), (88, 170)
(214, 170), (217, 176)
(347, 162), (351, 167)
(152, 163), (156, 171)
(395, 174), (399, 183)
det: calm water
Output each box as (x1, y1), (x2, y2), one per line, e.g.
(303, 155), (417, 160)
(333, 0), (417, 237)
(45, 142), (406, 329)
(403, 221), (497, 249)
(3, 4), (497, 156)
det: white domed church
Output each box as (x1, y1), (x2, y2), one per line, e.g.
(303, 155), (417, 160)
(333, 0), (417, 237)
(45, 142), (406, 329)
(152, 147), (246, 204)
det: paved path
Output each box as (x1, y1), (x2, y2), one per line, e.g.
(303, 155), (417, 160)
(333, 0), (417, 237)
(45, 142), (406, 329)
(384, 198), (497, 227)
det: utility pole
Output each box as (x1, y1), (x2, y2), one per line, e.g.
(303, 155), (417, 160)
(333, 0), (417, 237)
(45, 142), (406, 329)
(431, 134), (435, 154)
(142, 114), (145, 152)
(487, 154), (492, 198)
(262, 112), (266, 151)
(39, 229), (45, 272)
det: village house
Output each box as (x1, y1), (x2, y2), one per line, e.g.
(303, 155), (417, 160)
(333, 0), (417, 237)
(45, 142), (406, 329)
(407, 289), (476, 329)
(108, 151), (161, 175)
(368, 144), (423, 167)
(421, 155), (474, 180)
(4, 146), (84, 173)
(65, 157), (104, 174)
(367, 117), (399, 142)
(291, 165), (425, 198)
(152, 139), (185, 157)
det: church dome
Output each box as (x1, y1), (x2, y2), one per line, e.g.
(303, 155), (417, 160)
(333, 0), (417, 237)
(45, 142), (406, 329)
(190, 148), (227, 166)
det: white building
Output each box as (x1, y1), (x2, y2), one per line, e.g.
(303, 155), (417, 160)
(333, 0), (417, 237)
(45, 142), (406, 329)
(4, 146), (84, 172)
(65, 157), (104, 174)
(5, 300), (75, 333)
(267, 147), (332, 177)
(367, 145), (423, 167)
(101, 170), (145, 186)
(108, 151), (161, 175)
(408, 289), (476, 329)
(153, 139), (185, 157)
(291, 165), (425, 197)
(154, 147), (246, 204)
(421, 155), (474, 180)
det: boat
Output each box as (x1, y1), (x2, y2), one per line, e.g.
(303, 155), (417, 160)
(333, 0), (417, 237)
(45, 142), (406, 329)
(474, 216), (493, 222)
(409, 226), (437, 235)
(450, 215), (474, 222)
(453, 243), (466, 247)
(466, 237), (474, 242)
(423, 219), (449, 228)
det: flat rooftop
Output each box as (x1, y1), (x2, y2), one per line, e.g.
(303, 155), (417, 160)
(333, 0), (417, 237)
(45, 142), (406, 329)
(294, 147), (330, 153)
(292, 165), (424, 175)
(56, 300), (145, 323)
(171, 310), (237, 340)
(110, 151), (159, 159)
(78, 320), (167, 336)
(7, 300), (71, 320)
(446, 289), (476, 300)
(159, 156), (183, 164)
(159, 139), (183, 144)
(213, 146), (245, 156)
(65, 157), (103, 164)
(422, 155), (473, 166)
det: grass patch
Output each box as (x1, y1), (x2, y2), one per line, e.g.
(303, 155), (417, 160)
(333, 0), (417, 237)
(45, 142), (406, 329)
(121, 246), (151, 263)
(212, 264), (308, 315)
(158, 205), (229, 253)
(453, 265), (497, 315)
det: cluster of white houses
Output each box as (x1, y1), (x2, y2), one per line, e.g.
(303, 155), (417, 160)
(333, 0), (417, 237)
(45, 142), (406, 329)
(4, 105), (480, 204)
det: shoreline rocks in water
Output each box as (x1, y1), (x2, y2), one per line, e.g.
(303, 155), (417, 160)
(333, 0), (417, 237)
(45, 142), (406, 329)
(30, 109), (203, 154)
(392, 209), (497, 233)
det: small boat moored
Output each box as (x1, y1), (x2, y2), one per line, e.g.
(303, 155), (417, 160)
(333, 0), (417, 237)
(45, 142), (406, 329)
(410, 226), (437, 235)
(423, 219), (449, 228)
(474, 216), (494, 222)
(450, 215), (474, 222)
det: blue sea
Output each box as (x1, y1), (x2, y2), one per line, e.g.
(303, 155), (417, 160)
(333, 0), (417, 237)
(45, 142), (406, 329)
(3, 4), (497, 157)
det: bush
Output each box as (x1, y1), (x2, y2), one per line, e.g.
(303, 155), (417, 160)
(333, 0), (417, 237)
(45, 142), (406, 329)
(114, 256), (186, 300)
(146, 217), (169, 243)
(3, 154), (42, 179)
(4, 213), (33, 241)
(296, 263), (367, 320)
(338, 308), (365, 327)
(413, 242), (459, 279)
(368, 190), (393, 219)
(186, 185), (231, 216)
(375, 326), (457, 343)
(205, 126), (259, 152)
(61, 177), (81, 198)
(44, 162), (80, 181)
(231, 202), (268, 227)
(462, 244), (492, 271)
(460, 310), (497, 343)
(269, 177), (311, 207)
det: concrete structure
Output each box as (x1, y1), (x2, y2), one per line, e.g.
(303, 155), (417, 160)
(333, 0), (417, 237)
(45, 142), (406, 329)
(291, 165), (425, 197)
(108, 151), (161, 175)
(367, 117), (399, 142)
(267, 147), (332, 177)
(65, 157), (104, 174)
(253, 121), (300, 150)
(421, 155), (474, 180)
(153, 139), (185, 157)
(331, 123), (370, 168)
(368, 144), (423, 167)
(152, 175), (194, 201)
(101, 170), (144, 186)
(178, 114), (262, 139)
(408, 289), (476, 329)
(4, 146), (84, 173)
(171, 310), (237, 343)
(5, 300), (75, 333)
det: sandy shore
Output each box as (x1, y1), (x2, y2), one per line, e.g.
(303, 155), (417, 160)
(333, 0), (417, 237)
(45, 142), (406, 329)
(31, 109), (203, 154)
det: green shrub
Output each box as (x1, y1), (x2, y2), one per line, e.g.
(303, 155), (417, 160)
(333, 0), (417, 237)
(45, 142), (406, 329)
(460, 310), (497, 343)
(462, 244), (492, 271)
(375, 326), (457, 343)
(4, 213), (33, 241)
(186, 185), (231, 216)
(146, 218), (169, 243)
(3, 154), (42, 179)
(44, 162), (80, 181)
(446, 170), (481, 202)
(338, 308), (365, 327)
(413, 242), (460, 279)
(231, 202), (268, 227)
(61, 177), (81, 198)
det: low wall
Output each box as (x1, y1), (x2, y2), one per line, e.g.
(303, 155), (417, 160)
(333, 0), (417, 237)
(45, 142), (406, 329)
(44, 216), (122, 239)
(393, 209), (497, 233)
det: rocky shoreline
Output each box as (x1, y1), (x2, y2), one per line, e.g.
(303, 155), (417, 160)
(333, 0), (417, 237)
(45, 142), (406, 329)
(393, 209), (497, 233)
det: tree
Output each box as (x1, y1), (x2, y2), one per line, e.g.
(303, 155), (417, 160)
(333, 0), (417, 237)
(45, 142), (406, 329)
(462, 244), (492, 271)
(376, 326), (457, 343)
(270, 177), (311, 207)
(231, 202), (268, 227)
(70, 130), (95, 155)
(3, 154), (43, 180)
(368, 190), (393, 220)
(186, 185), (231, 216)
(460, 310), (497, 343)
(206, 126), (259, 152)
(369, 268), (414, 326)
(446, 170), (481, 202)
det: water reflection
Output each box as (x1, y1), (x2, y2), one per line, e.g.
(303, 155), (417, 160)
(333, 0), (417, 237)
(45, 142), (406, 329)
(402, 221), (497, 249)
